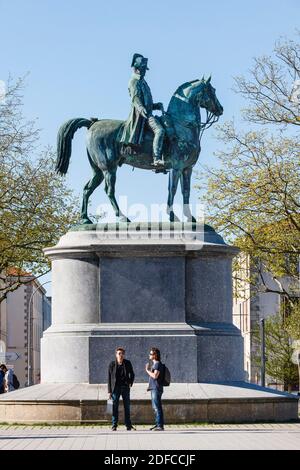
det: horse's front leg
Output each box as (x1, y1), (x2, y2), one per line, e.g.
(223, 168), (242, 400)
(103, 168), (130, 223)
(180, 167), (196, 223)
(167, 169), (181, 222)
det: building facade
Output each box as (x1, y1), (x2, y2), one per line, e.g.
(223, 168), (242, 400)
(233, 254), (299, 386)
(0, 276), (51, 388)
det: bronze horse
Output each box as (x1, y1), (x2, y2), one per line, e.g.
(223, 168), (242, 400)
(56, 77), (223, 223)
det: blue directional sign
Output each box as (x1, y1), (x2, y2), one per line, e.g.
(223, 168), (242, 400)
(0, 352), (21, 361)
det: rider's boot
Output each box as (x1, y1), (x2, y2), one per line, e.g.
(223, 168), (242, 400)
(152, 154), (164, 166)
(152, 122), (165, 166)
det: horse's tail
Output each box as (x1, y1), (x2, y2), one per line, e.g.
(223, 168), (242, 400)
(56, 118), (93, 175)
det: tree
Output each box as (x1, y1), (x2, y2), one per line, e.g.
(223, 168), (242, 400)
(0, 77), (78, 301)
(197, 34), (300, 300)
(253, 313), (298, 391)
(285, 302), (300, 340)
(234, 35), (300, 128)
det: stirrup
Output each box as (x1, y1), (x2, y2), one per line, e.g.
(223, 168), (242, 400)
(153, 168), (168, 174)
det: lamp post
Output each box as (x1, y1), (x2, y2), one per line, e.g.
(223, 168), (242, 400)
(260, 318), (266, 387)
(27, 280), (51, 387)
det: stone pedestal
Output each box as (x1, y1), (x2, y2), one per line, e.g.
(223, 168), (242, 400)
(41, 223), (244, 384)
(2, 223), (296, 424)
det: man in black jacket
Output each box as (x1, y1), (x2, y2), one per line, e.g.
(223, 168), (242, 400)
(108, 347), (135, 431)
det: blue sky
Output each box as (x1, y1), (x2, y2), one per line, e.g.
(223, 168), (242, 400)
(1, 0), (299, 293)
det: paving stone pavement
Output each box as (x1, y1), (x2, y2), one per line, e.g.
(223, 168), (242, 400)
(0, 423), (299, 450)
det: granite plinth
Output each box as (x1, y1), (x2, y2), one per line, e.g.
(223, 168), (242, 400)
(42, 224), (244, 384)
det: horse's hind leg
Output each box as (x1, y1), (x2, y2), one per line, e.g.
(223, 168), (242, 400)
(180, 167), (196, 223)
(167, 169), (181, 222)
(103, 168), (130, 223)
(81, 169), (104, 224)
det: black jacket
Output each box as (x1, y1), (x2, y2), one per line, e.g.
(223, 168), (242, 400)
(108, 359), (135, 393)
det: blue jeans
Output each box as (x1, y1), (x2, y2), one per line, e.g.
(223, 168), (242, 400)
(151, 388), (164, 428)
(112, 385), (131, 427)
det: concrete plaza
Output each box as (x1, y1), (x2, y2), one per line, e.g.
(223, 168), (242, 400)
(0, 423), (299, 450)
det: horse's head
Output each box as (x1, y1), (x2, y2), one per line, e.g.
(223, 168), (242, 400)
(194, 76), (223, 117)
(168, 77), (223, 130)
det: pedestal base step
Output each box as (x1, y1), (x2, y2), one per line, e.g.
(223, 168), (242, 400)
(0, 382), (298, 424)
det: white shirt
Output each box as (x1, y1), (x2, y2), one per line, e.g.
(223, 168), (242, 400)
(4, 369), (14, 392)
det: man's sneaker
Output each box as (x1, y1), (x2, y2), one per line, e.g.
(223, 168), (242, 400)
(111, 425), (117, 431)
(126, 425), (135, 431)
(153, 426), (164, 431)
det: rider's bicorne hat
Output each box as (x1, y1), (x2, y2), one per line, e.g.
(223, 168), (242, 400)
(131, 53), (149, 70)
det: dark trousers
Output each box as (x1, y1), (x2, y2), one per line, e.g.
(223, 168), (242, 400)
(147, 116), (165, 158)
(112, 385), (132, 427)
(151, 388), (164, 428)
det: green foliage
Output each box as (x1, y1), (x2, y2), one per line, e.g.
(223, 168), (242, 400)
(196, 34), (300, 297)
(253, 313), (298, 389)
(198, 128), (300, 282)
(0, 77), (78, 300)
(196, 34), (300, 389)
(285, 302), (300, 340)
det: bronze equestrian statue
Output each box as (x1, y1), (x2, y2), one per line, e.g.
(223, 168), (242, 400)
(56, 54), (223, 223)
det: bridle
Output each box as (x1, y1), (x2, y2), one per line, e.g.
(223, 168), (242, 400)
(166, 83), (221, 141)
(199, 109), (220, 141)
(167, 107), (220, 142)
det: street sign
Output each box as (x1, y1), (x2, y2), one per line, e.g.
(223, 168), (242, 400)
(0, 352), (21, 362)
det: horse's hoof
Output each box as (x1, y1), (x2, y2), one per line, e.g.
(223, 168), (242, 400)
(80, 217), (93, 225)
(186, 216), (196, 224)
(169, 212), (180, 223)
(117, 215), (131, 223)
